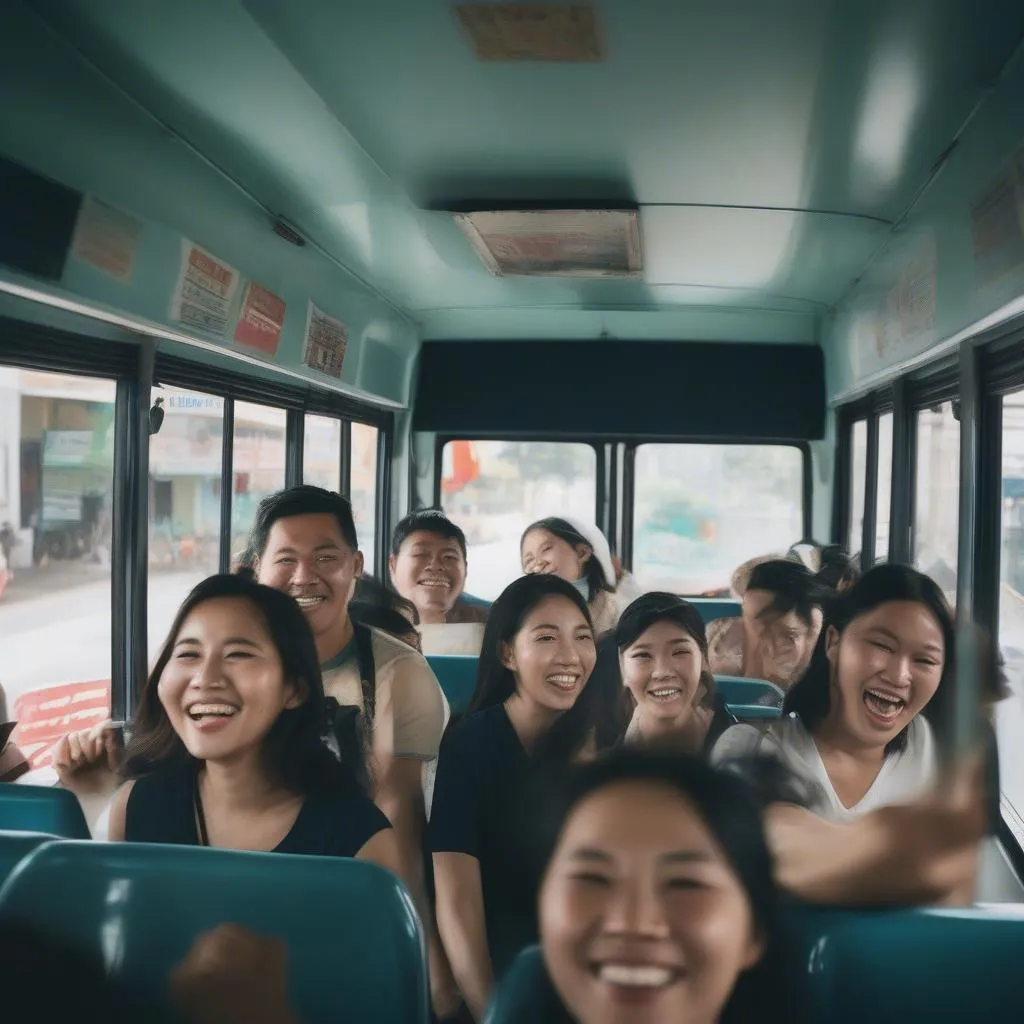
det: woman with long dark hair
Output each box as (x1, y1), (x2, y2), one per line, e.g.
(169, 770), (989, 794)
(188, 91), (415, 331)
(713, 564), (954, 819)
(103, 574), (399, 866)
(535, 750), (807, 1024)
(429, 574), (601, 1021)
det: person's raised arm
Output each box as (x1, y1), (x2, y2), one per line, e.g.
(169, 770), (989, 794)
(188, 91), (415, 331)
(766, 757), (987, 907)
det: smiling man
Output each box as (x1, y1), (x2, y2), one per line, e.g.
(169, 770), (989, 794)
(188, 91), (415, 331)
(245, 486), (457, 1015)
(389, 508), (488, 655)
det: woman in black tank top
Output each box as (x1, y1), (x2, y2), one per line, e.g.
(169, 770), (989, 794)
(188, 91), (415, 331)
(106, 574), (397, 866)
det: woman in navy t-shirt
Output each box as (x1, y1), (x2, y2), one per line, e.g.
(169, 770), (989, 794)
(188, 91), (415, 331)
(104, 574), (397, 867)
(429, 574), (600, 1021)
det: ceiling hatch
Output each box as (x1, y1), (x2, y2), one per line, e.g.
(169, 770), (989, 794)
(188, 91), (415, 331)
(455, 209), (642, 277)
(455, 4), (603, 62)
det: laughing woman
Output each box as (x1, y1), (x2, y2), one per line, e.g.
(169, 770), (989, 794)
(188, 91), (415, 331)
(711, 564), (954, 819)
(429, 574), (601, 1021)
(104, 574), (399, 868)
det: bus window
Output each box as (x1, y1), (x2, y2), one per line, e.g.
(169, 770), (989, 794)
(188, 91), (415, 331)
(351, 422), (378, 570)
(849, 419), (867, 555)
(874, 412), (893, 562)
(304, 413), (342, 492)
(914, 402), (959, 600)
(440, 440), (597, 600)
(231, 401), (286, 562)
(632, 444), (803, 596)
(0, 368), (116, 768)
(147, 387), (224, 659)
(998, 390), (1024, 842)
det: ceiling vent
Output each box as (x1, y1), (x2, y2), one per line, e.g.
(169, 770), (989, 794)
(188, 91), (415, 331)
(455, 209), (641, 277)
(455, 4), (603, 61)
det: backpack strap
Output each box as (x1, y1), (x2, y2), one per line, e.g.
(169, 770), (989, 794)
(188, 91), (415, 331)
(353, 621), (377, 724)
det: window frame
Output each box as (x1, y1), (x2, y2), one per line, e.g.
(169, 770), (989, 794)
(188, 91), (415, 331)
(0, 318), (393, 725)
(835, 389), (894, 569)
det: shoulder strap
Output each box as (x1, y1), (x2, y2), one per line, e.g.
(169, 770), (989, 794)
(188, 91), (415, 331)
(353, 621), (376, 723)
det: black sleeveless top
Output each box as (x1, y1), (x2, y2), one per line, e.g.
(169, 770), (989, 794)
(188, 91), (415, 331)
(124, 764), (390, 857)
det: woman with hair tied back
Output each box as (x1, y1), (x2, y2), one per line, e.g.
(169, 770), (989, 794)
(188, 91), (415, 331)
(61, 574), (400, 868)
(615, 592), (734, 755)
(521, 518), (631, 635)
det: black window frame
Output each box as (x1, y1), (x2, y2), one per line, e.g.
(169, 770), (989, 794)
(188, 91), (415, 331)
(0, 316), (393, 725)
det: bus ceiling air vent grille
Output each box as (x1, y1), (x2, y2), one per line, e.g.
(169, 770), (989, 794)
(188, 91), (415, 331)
(454, 209), (642, 278)
(455, 4), (603, 62)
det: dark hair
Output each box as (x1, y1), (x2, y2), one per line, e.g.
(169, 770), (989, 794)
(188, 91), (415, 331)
(123, 574), (365, 796)
(746, 559), (828, 628)
(521, 518), (612, 595)
(466, 574), (601, 768)
(244, 486), (358, 564)
(391, 507), (467, 559)
(539, 750), (807, 1024)
(351, 603), (420, 647)
(784, 563), (955, 754)
(353, 573), (420, 625)
(615, 591), (716, 707)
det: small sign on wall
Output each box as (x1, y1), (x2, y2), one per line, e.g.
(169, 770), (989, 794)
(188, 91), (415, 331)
(303, 301), (348, 377)
(234, 281), (285, 355)
(171, 240), (240, 336)
(70, 195), (142, 283)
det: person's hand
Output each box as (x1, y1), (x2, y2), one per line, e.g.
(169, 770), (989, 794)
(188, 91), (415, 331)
(52, 721), (121, 794)
(170, 924), (299, 1024)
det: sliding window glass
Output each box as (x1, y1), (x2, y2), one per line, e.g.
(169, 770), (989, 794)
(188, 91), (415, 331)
(0, 368), (116, 769)
(232, 402), (287, 564)
(351, 422), (379, 571)
(147, 387), (224, 659)
(874, 412), (893, 562)
(914, 402), (959, 602)
(304, 414), (342, 493)
(848, 419), (868, 555)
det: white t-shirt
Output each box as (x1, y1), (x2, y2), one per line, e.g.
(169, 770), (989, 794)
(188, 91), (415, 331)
(418, 622), (485, 656)
(711, 713), (937, 821)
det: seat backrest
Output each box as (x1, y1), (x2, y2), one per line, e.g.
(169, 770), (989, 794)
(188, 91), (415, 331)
(484, 945), (550, 1024)
(0, 830), (56, 887)
(426, 655), (478, 714)
(0, 784), (90, 838)
(0, 841), (428, 1024)
(789, 906), (1024, 1023)
(686, 598), (741, 623)
(715, 675), (784, 708)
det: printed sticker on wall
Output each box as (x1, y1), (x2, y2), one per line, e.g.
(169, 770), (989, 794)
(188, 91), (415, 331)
(171, 240), (240, 336)
(70, 195), (142, 283)
(234, 282), (286, 355)
(303, 302), (348, 377)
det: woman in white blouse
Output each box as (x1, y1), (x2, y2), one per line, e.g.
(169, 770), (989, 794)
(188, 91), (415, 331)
(713, 564), (954, 821)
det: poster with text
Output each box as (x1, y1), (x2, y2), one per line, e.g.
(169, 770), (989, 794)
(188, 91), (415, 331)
(70, 195), (142, 283)
(303, 302), (348, 377)
(234, 281), (286, 355)
(171, 240), (239, 336)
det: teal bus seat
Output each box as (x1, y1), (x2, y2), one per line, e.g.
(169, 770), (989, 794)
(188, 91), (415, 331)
(483, 944), (546, 1024)
(686, 598), (741, 623)
(0, 784), (90, 838)
(791, 906), (1024, 1022)
(460, 591), (491, 610)
(489, 908), (1024, 1023)
(715, 675), (784, 708)
(427, 655), (478, 714)
(723, 703), (781, 721)
(0, 830), (56, 887)
(0, 841), (428, 1024)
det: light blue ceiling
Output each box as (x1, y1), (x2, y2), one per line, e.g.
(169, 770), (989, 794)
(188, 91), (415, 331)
(16, 0), (1024, 341)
